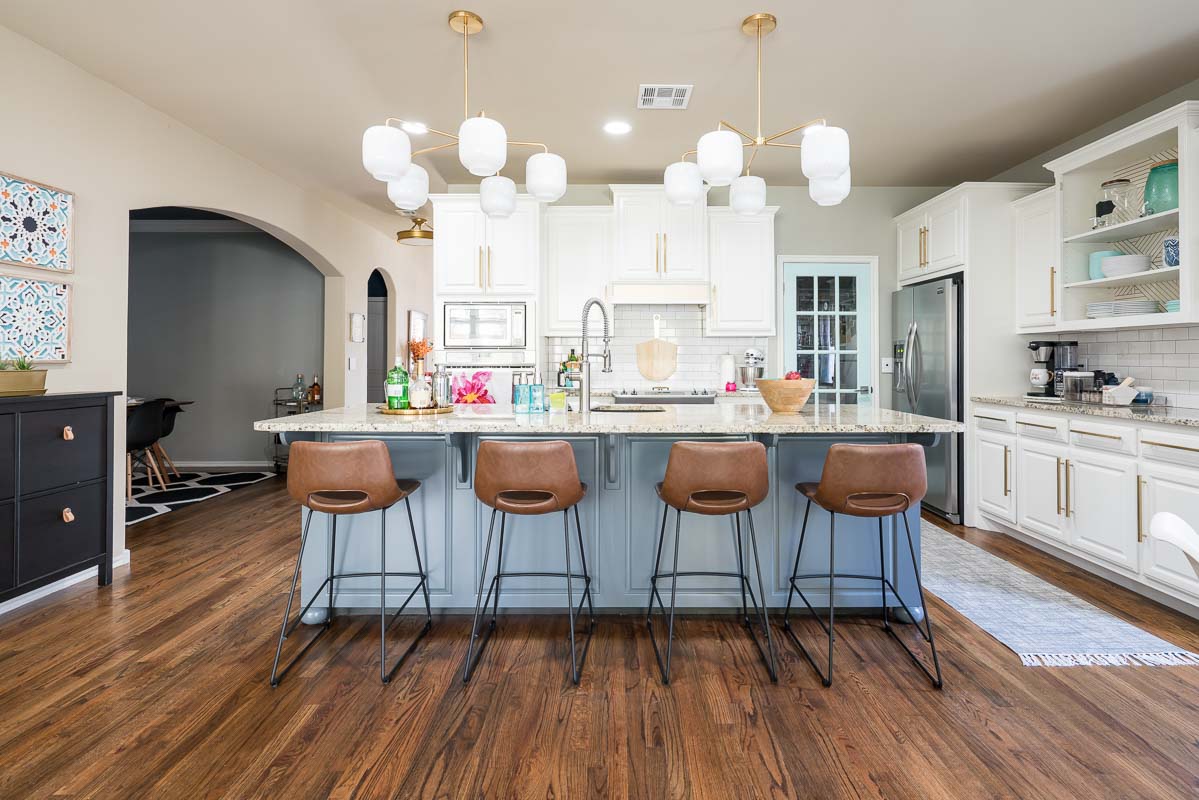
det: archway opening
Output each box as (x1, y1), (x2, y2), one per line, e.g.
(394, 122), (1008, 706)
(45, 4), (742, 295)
(367, 268), (389, 403)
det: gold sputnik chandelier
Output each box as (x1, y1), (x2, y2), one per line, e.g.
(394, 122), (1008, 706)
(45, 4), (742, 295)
(361, 10), (566, 219)
(664, 13), (851, 214)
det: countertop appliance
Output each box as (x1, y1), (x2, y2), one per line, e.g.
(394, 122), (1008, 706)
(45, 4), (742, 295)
(442, 301), (527, 350)
(892, 276), (963, 523)
(612, 388), (717, 405)
(738, 348), (766, 393)
(1027, 340), (1058, 398)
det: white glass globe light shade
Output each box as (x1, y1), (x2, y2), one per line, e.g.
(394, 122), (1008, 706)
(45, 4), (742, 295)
(730, 175), (767, 215)
(526, 152), (567, 202)
(696, 130), (743, 187)
(801, 126), (850, 180)
(458, 116), (508, 177)
(480, 175), (517, 218)
(362, 125), (411, 181)
(664, 161), (704, 206)
(809, 167), (851, 207)
(386, 164), (429, 211)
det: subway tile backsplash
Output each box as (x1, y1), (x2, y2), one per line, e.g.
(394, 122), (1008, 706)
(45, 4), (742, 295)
(1072, 325), (1199, 409)
(543, 304), (768, 391)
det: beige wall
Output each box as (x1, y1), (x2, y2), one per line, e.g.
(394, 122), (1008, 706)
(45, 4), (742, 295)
(0, 25), (433, 549)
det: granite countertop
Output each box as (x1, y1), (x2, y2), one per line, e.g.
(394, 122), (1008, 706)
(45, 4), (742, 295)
(972, 395), (1199, 428)
(254, 403), (964, 435)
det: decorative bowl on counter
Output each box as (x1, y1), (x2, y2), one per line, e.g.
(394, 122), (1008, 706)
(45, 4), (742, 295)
(755, 378), (816, 413)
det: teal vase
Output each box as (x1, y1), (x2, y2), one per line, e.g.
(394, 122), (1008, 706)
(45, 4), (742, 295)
(1143, 160), (1179, 215)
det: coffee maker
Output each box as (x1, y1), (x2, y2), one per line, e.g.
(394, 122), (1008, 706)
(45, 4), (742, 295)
(1027, 340), (1079, 398)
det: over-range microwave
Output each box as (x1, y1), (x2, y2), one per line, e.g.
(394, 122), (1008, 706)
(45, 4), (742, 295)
(442, 301), (527, 350)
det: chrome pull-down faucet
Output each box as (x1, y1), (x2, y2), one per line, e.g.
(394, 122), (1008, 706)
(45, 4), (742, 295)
(579, 297), (612, 413)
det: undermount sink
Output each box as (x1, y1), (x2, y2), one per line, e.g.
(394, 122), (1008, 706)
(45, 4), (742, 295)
(590, 404), (666, 413)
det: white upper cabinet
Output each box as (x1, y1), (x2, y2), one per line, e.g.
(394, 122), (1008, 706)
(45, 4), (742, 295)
(610, 185), (707, 282)
(924, 194), (967, 272)
(431, 194), (540, 296)
(896, 212), (925, 283)
(1011, 187), (1059, 329)
(542, 207), (612, 336)
(707, 207), (777, 336)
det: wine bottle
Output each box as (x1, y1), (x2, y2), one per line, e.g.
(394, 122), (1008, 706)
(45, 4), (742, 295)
(385, 358), (409, 410)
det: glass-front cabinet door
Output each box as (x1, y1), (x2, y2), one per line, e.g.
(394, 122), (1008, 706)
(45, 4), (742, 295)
(781, 261), (873, 408)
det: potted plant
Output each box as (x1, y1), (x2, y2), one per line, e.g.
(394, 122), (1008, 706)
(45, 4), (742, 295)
(0, 356), (49, 397)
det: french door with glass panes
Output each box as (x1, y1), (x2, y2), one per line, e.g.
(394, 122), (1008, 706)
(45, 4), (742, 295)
(781, 261), (873, 407)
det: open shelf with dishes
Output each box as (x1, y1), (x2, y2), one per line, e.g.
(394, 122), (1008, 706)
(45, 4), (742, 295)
(1045, 102), (1196, 330)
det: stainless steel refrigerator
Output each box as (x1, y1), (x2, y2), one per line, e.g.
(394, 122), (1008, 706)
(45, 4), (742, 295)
(892, 276), (962, 523)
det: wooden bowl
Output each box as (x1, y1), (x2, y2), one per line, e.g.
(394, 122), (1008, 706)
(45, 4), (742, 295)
(755, 378), (816, 413)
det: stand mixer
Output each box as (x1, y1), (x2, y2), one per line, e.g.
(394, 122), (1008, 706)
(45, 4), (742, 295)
(738, 348), (766, 392)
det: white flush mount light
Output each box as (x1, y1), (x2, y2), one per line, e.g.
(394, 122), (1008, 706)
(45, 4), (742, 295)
(696, 130), (743, 187)
(809, 167), (851, 207)
(603, 120), (632, 135)
(730, 175), (767, 215)
(362, 125), (411, 182)
(480, 175), (517, 218)
(664, 161), (704, 206)
(387, 164), (430, 211)
(362, 11), (568, 211)
(662, 13), (850, 212)
(526, 152), (567, 202)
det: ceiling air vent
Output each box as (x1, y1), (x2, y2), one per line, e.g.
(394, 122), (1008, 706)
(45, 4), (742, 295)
(638, 84), (692, 110)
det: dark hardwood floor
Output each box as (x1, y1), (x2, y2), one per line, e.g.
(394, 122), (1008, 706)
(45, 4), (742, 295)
(0, 478), (1197, 798)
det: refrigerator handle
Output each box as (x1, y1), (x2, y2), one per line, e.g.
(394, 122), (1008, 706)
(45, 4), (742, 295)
(909, 322), (923, 408)
(894, 323), (911, 393)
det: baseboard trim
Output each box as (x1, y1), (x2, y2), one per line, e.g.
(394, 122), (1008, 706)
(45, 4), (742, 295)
(0, 549), (131, 618)
(173, 461), (274, 470)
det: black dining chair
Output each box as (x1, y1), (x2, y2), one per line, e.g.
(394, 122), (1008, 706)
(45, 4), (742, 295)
(127, 399), (167, 498)
(153, 398), (184, 479)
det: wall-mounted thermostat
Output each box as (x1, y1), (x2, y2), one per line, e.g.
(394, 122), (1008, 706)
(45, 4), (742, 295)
(349, 312), (366, 343)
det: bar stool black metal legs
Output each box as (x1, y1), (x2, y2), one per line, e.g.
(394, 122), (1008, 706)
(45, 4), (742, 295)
(462, 440), (595, 686)
(269, 441), (432, 687)
(782, 443), (943, 689)
(644, 441), (778, 685)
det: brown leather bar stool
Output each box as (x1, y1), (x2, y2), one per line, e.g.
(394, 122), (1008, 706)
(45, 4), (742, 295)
(646, 441), (778, 684)
(782, 443), (943, 688)
(270, 440), (432, 686)
(463, 440), (595, 685)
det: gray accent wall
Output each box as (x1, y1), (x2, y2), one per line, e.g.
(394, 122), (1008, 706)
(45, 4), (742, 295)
(128, 231), (324, 465)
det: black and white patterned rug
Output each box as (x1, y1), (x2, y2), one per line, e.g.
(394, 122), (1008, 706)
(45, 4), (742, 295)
(126, 471), (276, 526)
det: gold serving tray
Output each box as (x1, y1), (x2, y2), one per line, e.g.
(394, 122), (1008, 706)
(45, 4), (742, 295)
(375, 404), (455, 416)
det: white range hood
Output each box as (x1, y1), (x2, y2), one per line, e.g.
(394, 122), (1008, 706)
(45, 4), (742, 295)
(606, 281), (710, 306)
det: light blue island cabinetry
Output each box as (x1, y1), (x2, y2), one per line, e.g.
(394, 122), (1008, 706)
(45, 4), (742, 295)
(254, 404), (963, 620)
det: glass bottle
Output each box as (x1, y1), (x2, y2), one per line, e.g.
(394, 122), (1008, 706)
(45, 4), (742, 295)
(529, 369), (545, 413)
(385, 358), (409, 410)
(309, 374), (322, 405)
(292, 373), (305, 402)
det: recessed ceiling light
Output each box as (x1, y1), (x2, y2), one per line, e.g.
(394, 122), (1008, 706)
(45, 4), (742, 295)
(401, 121), (428, 135)
(603, 120), (632, 136)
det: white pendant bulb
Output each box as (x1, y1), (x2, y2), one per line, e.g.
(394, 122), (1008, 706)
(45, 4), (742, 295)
(809, 167), (851, 207)
(526, 152), (567, 202)
(480, 175), (517, 218)
(730, 175), (767, 215)
(387, 164), (429, 211)
(696, 130), (743, 187)
(362, 125), (412, 181)
(664, 161), (704, 206)
(458, 116), (508, 177)
(801, 126), (850, 180)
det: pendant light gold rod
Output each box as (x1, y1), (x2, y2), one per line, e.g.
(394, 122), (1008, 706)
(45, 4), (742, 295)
(756, 20), (762, 140)
(764, 117), (828, 143)
(384, 118), (459, 141)
(412, 141), (458, 157)
(447, 11), (485, 119)
(508, 140), (550, 153)
(718, 120), (754, 143)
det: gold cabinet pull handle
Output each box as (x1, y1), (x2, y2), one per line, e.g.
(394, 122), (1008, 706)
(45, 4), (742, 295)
(487, 246), (493, 288)
(1003, 445), (1010, 497)
(1049, 266), (1056, 316)
(662, 232), (668, 272)
(1017, 420), (1056, 430)
(478, 246), (484, 288)
(973, 414), (1005, 422)
(1143, 439), (1199, 454)
(1064, 459), (1072, 517)
(1136, 476), (1145, 543)
(1056, 456), (1063, 514)
(61, 508), (75, 524)
(1074, 428), (1122, 441)
(655, 233), (660, 273)
(62, 425), (75, 441)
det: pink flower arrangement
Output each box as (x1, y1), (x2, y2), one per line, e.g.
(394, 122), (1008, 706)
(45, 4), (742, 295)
(452, 371), (496, 404)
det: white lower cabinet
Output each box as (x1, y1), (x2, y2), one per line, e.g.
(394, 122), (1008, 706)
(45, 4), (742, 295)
(1140, 463), (1199, 598)
(976, 431), (1016, 524)
(1067, 450), (1139, 572)
(1015, 438), (1068, 543)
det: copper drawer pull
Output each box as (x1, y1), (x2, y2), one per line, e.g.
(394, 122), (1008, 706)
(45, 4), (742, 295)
(1003, 446), (1010, 497)
(973, 414), (1006, 423)
(62, 508), (75, 523)
(1049, 266), (1056, 317)
(1064, 459), (1072, 517)
(1074, 429), (1122, 441)
(62, 426), (75, 441)
(1017, 420), (1056, 430)
(1136, 476), (1145, 543)
(1143, 439), (1199, 454)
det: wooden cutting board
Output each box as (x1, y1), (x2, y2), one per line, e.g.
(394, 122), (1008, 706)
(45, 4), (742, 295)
(636, 314), (678, 381)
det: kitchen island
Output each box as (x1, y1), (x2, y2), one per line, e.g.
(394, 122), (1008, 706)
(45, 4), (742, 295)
(254, 403), (963, 620)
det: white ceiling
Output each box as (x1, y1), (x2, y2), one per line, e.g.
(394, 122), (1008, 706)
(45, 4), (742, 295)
(4, 0), (1199, 217)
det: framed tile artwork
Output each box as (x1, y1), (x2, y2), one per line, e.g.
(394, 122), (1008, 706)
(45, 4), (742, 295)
(0, 171), (74, 273)
(0, 273), (72, 362)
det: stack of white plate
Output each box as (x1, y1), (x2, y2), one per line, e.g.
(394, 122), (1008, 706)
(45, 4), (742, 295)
(1085, 300), (1160, 318)
(1100, 254), (1151, 278)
